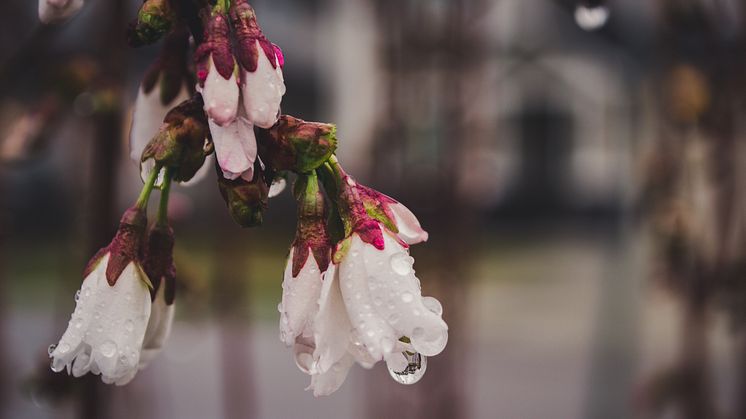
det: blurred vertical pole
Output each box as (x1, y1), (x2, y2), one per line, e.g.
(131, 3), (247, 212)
(213, 236), (255, 419)
(80, 0), (128, 417)
(0, 170), (7, 415)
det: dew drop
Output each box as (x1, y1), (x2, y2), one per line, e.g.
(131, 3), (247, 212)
(373, 297), (383, 307)
(100, 341), (117, 358)
(388, 313), (400, 324)
(390, 253), (413, 276)
(388, 352), (427, 385)
(366, 330), (375, 338)
(74, 318), (84, 329)
(124, 320), (134, 332)
(47, 344), (57, 356)
(401, 292), (414, 303)
(422, 297), (443, 316)
(57, 343), (70, 354)
(74, 290), (81, 302)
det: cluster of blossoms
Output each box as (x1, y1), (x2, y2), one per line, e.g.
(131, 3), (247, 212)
(44, 0), (447, 395)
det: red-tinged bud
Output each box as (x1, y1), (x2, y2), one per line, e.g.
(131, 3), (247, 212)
(230, 0), (280, 73)
(217, 160), (269, 227)
(256, 115), (337, 173)
(84, 207), (149, 287)
(291, 172), (332, 277)
(143, 224), (176, 305)
(194, 10), (235, 85)
(127, 0), (177, 48)
(141, 96), (212, 183)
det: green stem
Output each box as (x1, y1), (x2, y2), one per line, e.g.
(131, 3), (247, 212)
(157, 167), (173, 226)
(135, 165), (162, 210)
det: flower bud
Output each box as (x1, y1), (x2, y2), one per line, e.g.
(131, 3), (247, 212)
(127, 0), (177, 47)
(230, 0), (282, 73)
(195, 10), (235, 86)
(217, 161), (269, 227)
(290, 173), (332, 277)
(140, 26), (193, 107)
(141, 96), (212, 183)
(257, 115), (337, 173)
(143, 224), (176, 304)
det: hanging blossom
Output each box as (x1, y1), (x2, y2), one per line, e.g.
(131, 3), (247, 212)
(49, 207), (153, 385)
(48, 0), (446, 394)
(277, 156), (446, 396)
(38, 0), (84, 23)
(195, 0), (286, 182)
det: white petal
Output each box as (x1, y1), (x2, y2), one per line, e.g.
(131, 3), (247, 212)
(50, 255), (152, 385)
(139, 283), (174, 369)
(311, 264), (355, 373)
(279, 249), (323, 346)
(307, 354), (354, 397)
(208, 117), (257, 180)
(389, 202), (429, 245)
(241, 42), (286, 129)
(130, 83), (190, 183)
(39, 0), (84, 24)
(201, 58), (239, 126)
(362, 231), (448, 356)
(338, 238), (399, 361)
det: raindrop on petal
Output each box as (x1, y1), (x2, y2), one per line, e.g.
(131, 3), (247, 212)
(47, 344), (56, 356)
(100, 341), (117, 358)
(74, 290), (81, 302)
(422, 296), (443, 316)
(388, 352), (427, 385)
(390, 253), (413, 276)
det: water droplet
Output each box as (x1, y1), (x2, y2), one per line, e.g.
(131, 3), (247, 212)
(575, 4), (609, 31)
(74, 318), (84, 329)
(57, 343), (70, 354)
(388, 352), (427, 385)
(84, 288), (91, 297)
(412, 327), (425, 339)
(268, 178), (287, 198)
(373, 297), (383, 307)
(366, 330), (375, 338)
(47, 344), (57, 356)
(390, 253), (413, 276)
(401, 292), (414, 303)
(422, 297), (443, 316)
(124, 320), (134, 332)
(354, 292), (362, 300)
(50, 360), (65, 373)
(277, 303), (283, 313)
(412, 308), (421, 316)
(74, 290), (81, 302)
(100, 341), (117, 358)
(388, 313), (400, 324)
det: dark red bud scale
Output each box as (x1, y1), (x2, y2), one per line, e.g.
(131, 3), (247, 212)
(194, 11), (235, 84)
(230, 0), (280, 73)
(83, 207), (148, 286)
(291, 174), (332, 277)
(144, 224), (176, 305)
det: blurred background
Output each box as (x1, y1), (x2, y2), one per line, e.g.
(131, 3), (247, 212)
(2, 0), (746, 418)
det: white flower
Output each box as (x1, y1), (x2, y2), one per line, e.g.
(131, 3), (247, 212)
(49, 254), (152, 385)
(199, 57), (240, 127)
(337, 228), (447, 359)
(139, 282), (174, 368)
(209, 115), (256, 181)
(241, 41), (286, 129)
(39, 0), (84, 24)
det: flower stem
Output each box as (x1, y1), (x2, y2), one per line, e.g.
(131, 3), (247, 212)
(135, 165), (162, 210)
(157, 167), (173, 226)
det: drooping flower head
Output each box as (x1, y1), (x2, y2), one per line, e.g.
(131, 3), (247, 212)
(217, 159), (270, 227)
(195, 5), (239, 126)
(127, 0), (177, 48)
(230, 0), (286, 128)
(49, 207), (153, 385)
(279, 172), (332, 346)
